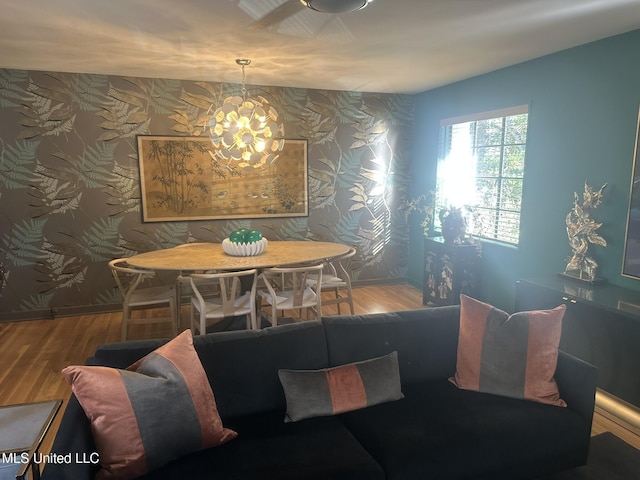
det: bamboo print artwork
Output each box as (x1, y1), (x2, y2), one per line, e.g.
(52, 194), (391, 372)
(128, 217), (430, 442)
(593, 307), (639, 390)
(145, 139), (210, 214)
(137, 136), (308, 222)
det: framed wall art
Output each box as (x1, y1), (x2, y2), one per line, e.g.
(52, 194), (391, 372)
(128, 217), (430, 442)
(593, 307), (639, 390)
(137, 136), (308, 222)
(622, 108), (640, 280)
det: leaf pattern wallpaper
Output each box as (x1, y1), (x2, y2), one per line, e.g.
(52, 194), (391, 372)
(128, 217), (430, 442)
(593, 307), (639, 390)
(0, 69), (414, 318)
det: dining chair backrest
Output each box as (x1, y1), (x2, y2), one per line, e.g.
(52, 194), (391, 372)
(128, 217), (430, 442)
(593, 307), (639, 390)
(259, 263), (324, 326)
(108, 258), (177, 341)
(308, 246), (356, 315)
(188, 269), (259, 333)
(325, 247), (356, 284)
(109, 258), (154, 301)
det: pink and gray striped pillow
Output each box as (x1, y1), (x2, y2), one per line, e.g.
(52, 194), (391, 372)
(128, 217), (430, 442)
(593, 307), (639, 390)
(62, 330), (236, 480)
(278, 351), (404, 422)
(450, 294), (567, 407)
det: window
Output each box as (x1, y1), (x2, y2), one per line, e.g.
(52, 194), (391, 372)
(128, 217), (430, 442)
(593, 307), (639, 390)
(435, 106), (529, 245)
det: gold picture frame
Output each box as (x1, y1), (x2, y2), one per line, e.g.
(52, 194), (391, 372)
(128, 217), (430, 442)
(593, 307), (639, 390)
(137, 136), (308, 222)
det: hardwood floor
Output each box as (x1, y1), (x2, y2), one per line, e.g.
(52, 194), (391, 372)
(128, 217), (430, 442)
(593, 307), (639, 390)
(1, 283), (638, 458)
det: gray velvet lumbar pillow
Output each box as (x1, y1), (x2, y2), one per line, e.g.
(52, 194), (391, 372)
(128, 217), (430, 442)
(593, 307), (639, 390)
(278, 351), (404, 422)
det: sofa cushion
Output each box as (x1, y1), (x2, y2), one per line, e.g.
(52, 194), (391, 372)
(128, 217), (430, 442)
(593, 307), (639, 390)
(136, 410), (386, 480)
(62, 330), (236, 480)
(450, 295), (566, 406)
(278, 352), (404, 422)
(340, 379), (589, 480)
(322, 307), (460, 384)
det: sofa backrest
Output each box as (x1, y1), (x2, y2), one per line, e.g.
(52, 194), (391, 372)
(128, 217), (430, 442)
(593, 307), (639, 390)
(89, 308), (461, 417)
(192, 321), (328, 418)
(91, 338), (167, 367)
(322, 307), (461, 385)
(90, 321), (329, 419)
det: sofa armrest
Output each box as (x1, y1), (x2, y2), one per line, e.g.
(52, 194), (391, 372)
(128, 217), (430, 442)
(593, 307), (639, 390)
(555, 350), (597, 429)
(41, 395), (98, 480)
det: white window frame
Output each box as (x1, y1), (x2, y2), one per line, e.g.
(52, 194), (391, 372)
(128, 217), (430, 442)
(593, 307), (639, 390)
(435, 105), (529, 245)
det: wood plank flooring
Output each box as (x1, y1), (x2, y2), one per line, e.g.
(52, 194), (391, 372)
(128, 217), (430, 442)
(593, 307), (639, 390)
(1, 283), (638, 458)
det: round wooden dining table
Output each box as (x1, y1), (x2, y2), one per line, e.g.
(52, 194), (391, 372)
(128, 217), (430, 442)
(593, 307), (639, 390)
(126, 240), (351, 271)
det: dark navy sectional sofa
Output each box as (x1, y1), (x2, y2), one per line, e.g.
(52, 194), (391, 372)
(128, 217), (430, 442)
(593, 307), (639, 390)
(43, 306), (597, 480)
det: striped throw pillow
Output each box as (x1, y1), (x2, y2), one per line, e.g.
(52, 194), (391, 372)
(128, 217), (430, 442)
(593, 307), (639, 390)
(450, 294), (567, 406)
(278, 351), (404, 422)
(62, 330), (237, 479)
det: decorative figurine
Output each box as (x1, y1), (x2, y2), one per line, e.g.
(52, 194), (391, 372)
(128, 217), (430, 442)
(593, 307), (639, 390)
(563, 182), (607, 282)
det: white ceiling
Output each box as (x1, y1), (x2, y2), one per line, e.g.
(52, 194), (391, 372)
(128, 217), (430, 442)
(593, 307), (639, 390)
(1, 0), (640, 94)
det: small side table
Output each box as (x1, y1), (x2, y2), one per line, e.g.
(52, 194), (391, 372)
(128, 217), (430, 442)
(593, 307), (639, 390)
(0, 399), (62, 480)
(423, 236), (481, 306)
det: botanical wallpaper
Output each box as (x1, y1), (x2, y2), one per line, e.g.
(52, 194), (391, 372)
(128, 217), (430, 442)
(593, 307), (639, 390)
(0, 69), (414, 318)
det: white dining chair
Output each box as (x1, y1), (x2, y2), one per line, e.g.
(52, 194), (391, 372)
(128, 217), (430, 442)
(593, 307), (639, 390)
(188, 269), (259, 334)
(307, 246), (356, 315)
(258, 263), (324, 327)
(109, 258), (178, 341)
(173, 244), (216, 330)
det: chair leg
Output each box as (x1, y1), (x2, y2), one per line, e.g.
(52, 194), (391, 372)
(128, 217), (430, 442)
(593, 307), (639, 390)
(347, 287), (355, 314)
(190, 301), (197, 335)
(250, 305), (259, 329)
(121, 306), (129, 341)
(254, 298), (262, 329)
(246, 313), (255, 330)
(200, 310), (207, 336)
(174, 284), (182, 333)
(170, 297), (178, 336)
(331, 290), (339, 314)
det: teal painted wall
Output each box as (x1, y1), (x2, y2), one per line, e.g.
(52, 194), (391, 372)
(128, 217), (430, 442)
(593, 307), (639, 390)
(410, 29), (640, 311)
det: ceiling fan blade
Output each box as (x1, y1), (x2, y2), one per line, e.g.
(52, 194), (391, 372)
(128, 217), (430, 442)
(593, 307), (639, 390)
(250, 0), (303, 29)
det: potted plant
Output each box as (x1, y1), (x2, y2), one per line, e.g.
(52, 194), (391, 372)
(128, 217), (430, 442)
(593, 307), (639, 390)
(401, 193), (434, 238)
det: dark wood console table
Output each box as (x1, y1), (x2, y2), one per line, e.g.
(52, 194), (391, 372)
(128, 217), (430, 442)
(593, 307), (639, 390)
(516, 276), (640, 408)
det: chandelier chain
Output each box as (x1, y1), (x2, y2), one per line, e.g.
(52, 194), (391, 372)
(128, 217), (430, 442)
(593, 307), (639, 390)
(240, 63), (247, 98)
(236, 58), (250, 98)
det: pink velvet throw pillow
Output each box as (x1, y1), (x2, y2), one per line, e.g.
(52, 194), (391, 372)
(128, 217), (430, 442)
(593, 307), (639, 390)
(62, 330), (237, 480)
(450, 295), (567, 407)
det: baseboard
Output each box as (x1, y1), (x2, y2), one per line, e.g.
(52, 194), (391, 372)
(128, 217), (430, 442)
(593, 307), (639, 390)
(0, 279), (416, 322)
(0, 303), (121, 323)
(351, 277), (409, 287)
(595, 389), (640, 435)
